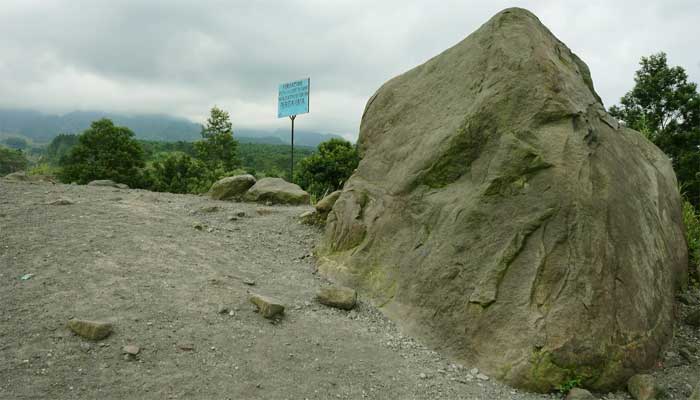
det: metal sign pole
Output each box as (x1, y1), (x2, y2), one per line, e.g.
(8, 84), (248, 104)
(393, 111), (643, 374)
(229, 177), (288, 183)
(290, 115), (296, 180)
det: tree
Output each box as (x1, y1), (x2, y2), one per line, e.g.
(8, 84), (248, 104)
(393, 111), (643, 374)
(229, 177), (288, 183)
(45, 134), (79, 164)
(295, 138), (359, 199)
(2, 136), (29, 149)
(146, 152), (212, 194)
(194, 106), (240, 171)
(0, 145), (28, 175)
(58, 118), (145, 186)
(610, 52), (700, 204)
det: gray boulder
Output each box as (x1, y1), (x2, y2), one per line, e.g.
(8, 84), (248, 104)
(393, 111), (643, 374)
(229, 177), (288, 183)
(244, 177), (309, 205)
(565, 388), (596, 400)
(209, 174), (256, 200)
(315, 190), (342, 214)
(318, 7), (687, 392)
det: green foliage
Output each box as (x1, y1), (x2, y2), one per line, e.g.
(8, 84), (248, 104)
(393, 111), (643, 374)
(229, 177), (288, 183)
(239, 142), (315, 180)
(194, 106), (240, 171)
(58, 119), (146, 186)
(145, 152), (213, 194)
(45, 134), (79, 164)
(295, 138), (359, 199)
(0, 145), (28, 175)
(140, 140), (195, 160)
(683, 197), (700, 284)
(609, 52), (700, 205)
(556, 376), (582, 394)
(28, 162), (60, 177)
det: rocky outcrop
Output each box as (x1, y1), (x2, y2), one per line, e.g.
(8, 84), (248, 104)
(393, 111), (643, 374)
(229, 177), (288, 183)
(318, 7), (687, 392)
(244, 177), (309, 205)
(209, 174), (256, 200)
(87, 179), (127, 188)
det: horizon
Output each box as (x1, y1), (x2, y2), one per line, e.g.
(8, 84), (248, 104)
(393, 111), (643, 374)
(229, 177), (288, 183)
(1, 1), (699, 141)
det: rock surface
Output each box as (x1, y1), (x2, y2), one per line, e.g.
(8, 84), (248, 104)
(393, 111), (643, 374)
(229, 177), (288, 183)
(317, 286), (357, 310)
(565, 388), (596, 400)
(244, 178), (310, 205)
(249, 293), (285, 318)
(318, 7), (687, 392)
(209, 174), (256, 200)
(627, 374), (656, 400)
(315, 190), (342, 214)
(67, 319), (113, 340)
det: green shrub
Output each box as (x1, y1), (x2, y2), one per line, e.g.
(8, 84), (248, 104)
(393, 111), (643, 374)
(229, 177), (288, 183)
(295, 138), (359, 199)
(683, 198), (700, 284)
(58, 119), (146, 187)
(0, 145), (28, 175)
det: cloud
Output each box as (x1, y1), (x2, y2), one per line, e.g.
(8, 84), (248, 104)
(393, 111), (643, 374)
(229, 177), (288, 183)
(1, 0), (699, 139)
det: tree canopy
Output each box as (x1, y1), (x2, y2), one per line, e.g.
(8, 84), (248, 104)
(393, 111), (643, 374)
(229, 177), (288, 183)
(194, 106), (240, 172)
(0, 145), (28, 175)
(58, 118), (145, 186)
(610, 52), (700, 204)
(295, 138), (359, 199)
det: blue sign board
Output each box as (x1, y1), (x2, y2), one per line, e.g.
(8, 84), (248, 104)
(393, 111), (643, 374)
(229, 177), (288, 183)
(278, 78), (310, 118)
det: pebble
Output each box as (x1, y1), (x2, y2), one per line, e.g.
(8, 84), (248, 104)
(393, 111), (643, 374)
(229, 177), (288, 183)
(123, 345), (140, 355)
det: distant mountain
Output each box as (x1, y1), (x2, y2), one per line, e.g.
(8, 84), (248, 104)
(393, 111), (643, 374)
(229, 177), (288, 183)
(0, 108), (348, 147)
(0, 109), (202, 142)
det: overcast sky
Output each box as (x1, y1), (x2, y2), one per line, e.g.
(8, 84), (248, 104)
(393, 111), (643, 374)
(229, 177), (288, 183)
(1, 1), (698, 140)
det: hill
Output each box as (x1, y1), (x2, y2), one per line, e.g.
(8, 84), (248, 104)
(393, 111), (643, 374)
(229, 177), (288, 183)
(0, 108), (348, 146)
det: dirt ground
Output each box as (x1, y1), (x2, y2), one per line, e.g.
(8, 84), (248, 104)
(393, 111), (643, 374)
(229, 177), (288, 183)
(1, 180), (698, 399)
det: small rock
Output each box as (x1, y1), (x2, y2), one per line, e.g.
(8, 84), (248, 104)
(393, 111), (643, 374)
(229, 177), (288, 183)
(249, 293), (285, 319)
(217, 304), (229, 314)
(317, 286), (357, 310)
(566, 388), (596, 400)
(47, 198), (74, 206)
(627, 374), (656, 400)
(256, 207), (274, 216)
(470, 368), (479, 375)
(679, 347), (693, 362)
(87, 179), (119, 187)
(115, 183), (129, 189)
(419, 373), (428, 379)
(299, 210), (318, 225)
(193, 223), (204, 231)
(122, 345), (140, 355)
(199, 205), (220, 213)
(686, 309), (700, 327)
(67, 319), (113, 340)
(227, 215), (238, 221)
(177, 343), (194, 351)
(476, 373), (489, 381)
(243, 279), (256, 286)
(234, 210), (246, 217)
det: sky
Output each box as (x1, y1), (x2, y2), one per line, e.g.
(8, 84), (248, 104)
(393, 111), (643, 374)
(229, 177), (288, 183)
(1, 0), (699, 140)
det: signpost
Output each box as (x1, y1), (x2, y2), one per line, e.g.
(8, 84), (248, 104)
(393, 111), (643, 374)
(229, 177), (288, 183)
(278, 78), (310, 180)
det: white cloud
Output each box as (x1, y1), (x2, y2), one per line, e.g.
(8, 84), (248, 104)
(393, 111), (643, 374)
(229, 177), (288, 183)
(1, 0), (698, 140)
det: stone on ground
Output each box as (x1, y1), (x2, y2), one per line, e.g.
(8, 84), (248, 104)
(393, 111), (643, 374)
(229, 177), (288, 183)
(47, 198), (74, 205)
(317, 286), (357, 310)
(299, 210), (320, 225)
(87, 179), (120, 187)
(315, 190), (342, 214)
(122, 344), (140, 355)
(249, 293), (285, 318)
(627, 374), (656, 400)
(67, 319), (113, 340)
(565, 388), (596, 400)
(317, 7), (687, 392)
(209, 174), (256, 200)
(244, 177), (309, 205)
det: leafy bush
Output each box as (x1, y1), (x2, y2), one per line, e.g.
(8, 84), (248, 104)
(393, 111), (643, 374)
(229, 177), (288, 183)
(58, 119), (146, 186)
(295, 138), (359, 199)
(683, 199), (700, 284)
(45, 134), (79, 164)
(145, 152), (212, 194)
(0, 145), (28, 175)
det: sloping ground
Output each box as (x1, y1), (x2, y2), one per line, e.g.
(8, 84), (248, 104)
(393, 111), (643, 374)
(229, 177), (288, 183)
(0, 180), (697, 399)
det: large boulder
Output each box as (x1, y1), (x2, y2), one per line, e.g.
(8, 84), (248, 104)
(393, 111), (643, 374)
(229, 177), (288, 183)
(318, 8), (687, 392)
(244, 177), (309, 205)
(209, 174), (256, 200)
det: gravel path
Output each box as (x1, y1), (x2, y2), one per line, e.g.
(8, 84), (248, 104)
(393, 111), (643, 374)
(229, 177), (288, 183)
(0, 180), (695, 399)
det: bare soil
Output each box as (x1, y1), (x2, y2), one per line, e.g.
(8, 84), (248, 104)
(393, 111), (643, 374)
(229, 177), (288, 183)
(1, 180), (697, 399)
